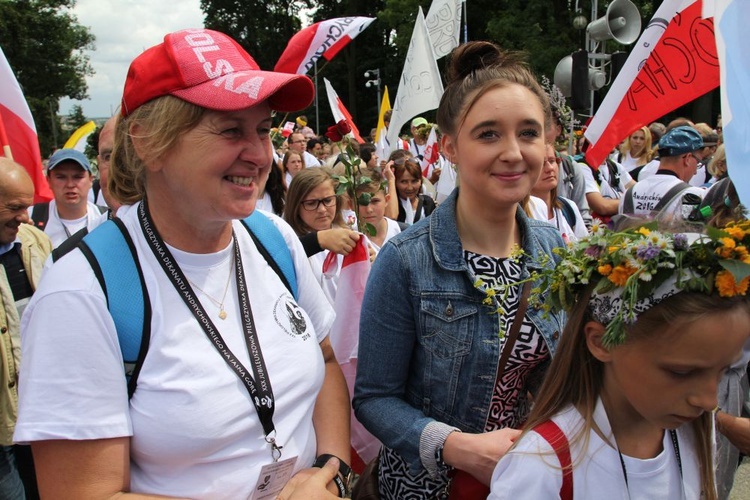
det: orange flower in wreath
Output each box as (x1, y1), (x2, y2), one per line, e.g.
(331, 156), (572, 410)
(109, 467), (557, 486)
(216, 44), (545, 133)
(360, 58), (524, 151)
(715, 270), (750, 297)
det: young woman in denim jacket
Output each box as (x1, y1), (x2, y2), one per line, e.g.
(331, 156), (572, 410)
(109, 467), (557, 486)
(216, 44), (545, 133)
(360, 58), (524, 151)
(353, 41), (566, 498)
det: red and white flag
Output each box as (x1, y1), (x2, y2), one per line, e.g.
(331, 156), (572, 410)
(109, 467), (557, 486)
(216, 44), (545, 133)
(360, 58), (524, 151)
(0, 47), (52, 202)
(584, 0), (719, 169)
(324, 78), (365, 144)
(275, 17), (375, 75)
(420, 126), (440, 178)
(323, 238), (380, 463)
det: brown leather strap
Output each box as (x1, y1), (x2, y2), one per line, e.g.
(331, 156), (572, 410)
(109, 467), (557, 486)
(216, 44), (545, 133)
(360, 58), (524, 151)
(495, 281), (532, 383)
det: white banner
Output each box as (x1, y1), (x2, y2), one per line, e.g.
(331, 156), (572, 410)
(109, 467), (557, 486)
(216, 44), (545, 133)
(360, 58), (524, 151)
(386, 8), (444, 153)
(425, 0), (462, 59)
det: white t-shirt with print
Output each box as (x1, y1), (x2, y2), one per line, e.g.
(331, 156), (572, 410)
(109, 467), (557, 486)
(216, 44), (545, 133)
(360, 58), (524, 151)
(15, 204), (335, 499)
(528, 196), (588, 244)
(490, 399), (701, 499)
(618, 174), (705, 217)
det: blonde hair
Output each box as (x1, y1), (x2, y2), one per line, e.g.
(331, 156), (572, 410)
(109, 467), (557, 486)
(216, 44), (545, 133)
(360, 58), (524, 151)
(110, 96), (206, 204)
(521, 290), (750, 500)
(620, 126), (652, 165)
(707, 144), (726, 179)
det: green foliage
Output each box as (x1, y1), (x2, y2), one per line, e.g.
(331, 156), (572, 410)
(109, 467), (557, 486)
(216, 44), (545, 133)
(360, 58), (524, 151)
(66, 104), (87, 129)
(332, 143), (377, 236)
(0, 0), (94, 157)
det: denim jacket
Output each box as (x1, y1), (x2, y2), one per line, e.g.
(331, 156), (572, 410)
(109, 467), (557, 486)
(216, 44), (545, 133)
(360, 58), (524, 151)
(353, 189), (566, 475)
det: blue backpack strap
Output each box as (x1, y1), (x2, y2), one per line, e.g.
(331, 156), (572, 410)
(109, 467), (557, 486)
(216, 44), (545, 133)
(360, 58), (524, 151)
(79, 219), (151, 399)
(558, 197), (577, 229)
(241, 211), (298, 301)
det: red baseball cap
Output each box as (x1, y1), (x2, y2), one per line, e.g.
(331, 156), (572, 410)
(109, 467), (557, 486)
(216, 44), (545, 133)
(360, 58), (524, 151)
(121, 28), (314, 117)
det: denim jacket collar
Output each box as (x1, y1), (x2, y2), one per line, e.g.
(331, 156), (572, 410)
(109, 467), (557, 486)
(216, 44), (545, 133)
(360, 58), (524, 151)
(430, 189), (549, 276)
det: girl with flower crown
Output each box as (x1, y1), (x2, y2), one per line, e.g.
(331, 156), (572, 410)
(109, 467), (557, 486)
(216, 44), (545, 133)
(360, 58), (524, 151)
(489, 222), (750, 500)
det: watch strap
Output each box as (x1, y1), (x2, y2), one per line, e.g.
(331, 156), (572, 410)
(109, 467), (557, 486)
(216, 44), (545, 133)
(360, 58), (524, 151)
(312, 453), (351, 497)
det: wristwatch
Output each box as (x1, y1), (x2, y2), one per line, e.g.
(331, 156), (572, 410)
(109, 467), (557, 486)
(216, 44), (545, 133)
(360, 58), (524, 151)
(313, 453), (353, 497)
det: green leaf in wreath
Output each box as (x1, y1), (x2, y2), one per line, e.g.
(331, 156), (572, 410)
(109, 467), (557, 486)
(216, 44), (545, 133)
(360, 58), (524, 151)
(719, 259), (750, 282)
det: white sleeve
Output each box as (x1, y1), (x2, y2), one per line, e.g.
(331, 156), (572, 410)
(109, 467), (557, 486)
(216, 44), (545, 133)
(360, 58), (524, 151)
(488, 432), (564, 499)
(580, 166), (600, 194)
(15, 251), (132, 442)
(262, 211), (335, 343)
(618, 164), (634, 189)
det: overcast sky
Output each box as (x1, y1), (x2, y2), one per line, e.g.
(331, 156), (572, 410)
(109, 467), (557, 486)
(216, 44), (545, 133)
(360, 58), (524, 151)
(59, 0), (205, 118)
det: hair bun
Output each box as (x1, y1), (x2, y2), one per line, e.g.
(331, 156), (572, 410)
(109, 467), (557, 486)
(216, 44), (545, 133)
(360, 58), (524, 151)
(446, 41), (519, 84)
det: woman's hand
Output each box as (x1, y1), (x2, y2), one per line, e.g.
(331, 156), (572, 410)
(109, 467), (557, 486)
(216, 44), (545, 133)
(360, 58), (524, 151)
(276, 459), (342, 500)
(442, 428), (522, 486)
(317, 228), (360, 255)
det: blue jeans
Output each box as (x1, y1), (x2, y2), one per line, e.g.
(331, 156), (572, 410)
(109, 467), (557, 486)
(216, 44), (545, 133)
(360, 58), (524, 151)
(0, 445), (25, 500)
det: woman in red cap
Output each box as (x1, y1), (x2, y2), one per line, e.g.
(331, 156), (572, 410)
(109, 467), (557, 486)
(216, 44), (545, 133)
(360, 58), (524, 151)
(15, 29), (350, 500)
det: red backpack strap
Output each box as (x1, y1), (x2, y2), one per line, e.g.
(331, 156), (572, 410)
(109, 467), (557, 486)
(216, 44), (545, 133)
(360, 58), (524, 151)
(533, 420), (573, 500)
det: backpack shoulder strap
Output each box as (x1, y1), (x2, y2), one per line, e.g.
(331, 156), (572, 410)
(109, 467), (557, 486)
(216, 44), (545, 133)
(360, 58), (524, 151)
(558, 197), (577, 228)
(534, 420), (573, 500)
(31, 202), (50, 230)
(652, 181), (691, 212)
(241, 211), (298, 301)
(92, 179), (101, 202)
(622, 185), (636, 215)
(79, 219), (151, 399)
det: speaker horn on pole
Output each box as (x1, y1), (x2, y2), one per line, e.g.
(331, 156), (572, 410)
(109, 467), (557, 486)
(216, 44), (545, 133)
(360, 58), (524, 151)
(587, 0), (642, 45)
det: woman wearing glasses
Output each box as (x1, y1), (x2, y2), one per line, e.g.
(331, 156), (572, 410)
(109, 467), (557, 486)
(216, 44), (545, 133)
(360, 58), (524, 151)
(284, 168), (349, 304)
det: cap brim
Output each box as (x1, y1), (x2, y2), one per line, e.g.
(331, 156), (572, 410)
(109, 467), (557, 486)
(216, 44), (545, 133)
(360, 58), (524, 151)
(172, 70), (314, 113)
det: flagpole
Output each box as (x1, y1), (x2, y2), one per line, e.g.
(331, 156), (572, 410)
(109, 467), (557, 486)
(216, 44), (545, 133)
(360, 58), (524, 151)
(462, 0), (468, 43)
(314, 60), (320, 134)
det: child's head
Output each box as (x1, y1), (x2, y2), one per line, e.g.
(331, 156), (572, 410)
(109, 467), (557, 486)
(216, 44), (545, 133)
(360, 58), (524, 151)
(283, 167), (343, 235)
(394, 158), (423, 201)
(354, 167), (389, 228)
(525, 222), (750, 498)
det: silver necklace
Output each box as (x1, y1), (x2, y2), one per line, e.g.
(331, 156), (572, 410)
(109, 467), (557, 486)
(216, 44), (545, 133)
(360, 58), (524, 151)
(186, 252), (235, 320)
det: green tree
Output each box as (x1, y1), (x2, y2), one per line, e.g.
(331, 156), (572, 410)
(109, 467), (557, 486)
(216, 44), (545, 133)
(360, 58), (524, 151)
(200, 0), (311, 71)
(66, 104), (88, 129)
(0, 0), (94, 157)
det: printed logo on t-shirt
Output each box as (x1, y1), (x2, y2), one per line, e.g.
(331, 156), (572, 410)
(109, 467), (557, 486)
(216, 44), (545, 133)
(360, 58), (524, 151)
(273, 295), (310, 341)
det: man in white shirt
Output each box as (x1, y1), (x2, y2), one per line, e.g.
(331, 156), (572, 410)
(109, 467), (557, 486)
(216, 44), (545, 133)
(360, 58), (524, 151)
(619, 126), (705, 218)
(28, 149), (107, 248)
(289, 132), (321, 167)
(408, 117), (428, 161)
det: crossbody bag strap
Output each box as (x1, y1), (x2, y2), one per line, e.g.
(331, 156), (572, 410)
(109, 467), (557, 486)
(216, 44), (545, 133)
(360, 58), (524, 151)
(534, 420), (573, 500)
(495, 280), (532, 382)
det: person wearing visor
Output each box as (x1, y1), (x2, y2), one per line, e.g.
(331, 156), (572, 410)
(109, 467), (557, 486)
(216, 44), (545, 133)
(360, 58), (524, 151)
(15, 28), (350, 500)
(619, 125), (706, 219)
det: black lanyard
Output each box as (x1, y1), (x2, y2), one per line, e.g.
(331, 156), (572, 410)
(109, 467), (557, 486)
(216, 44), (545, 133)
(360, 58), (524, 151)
(137, 200), (282, 461)
(618, 429), (683, 498)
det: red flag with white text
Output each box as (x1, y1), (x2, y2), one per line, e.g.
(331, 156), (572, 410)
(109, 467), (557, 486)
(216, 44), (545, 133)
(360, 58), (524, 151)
(275, 17), (375, 75)
(0, 47), (52, 202)
(324, 78), (365, 144)
(584, 0), (719, 168)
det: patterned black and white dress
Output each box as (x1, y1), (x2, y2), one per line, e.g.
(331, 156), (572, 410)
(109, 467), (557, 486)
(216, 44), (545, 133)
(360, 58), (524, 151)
(377, 251), (550, 499)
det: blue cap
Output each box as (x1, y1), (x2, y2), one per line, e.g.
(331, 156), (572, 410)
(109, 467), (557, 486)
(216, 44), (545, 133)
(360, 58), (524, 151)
(47, 148), (92, 172)
(657, 126), (704, 157)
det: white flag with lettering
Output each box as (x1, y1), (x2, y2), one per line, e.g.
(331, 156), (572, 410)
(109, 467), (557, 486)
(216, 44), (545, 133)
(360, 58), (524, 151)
(386, 8), (444, 153)
(425, 0), (462, 59)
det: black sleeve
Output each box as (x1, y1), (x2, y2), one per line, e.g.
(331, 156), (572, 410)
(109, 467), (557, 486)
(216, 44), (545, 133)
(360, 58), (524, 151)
(299, 231), (324, 257)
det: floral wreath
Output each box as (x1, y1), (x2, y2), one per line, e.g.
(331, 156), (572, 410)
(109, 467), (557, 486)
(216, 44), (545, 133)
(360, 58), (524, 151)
(541, 75), (579, 137)
(532, 219), (750, 346)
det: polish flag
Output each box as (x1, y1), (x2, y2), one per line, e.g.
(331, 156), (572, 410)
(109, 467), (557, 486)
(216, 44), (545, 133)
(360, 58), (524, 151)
(584, 0), (719, 169)
(275, 17), (375, 75)
(420, 126), (440, 178)
(0, 47), (52, 202)
(323, 238), (380, 464)
(324, 78), (365, 144)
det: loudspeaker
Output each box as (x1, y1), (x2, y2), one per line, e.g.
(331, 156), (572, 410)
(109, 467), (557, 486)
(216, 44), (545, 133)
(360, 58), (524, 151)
(571, 50), (590, 111)
(587, 0), (642, 45)
(554, 56), (573, 98)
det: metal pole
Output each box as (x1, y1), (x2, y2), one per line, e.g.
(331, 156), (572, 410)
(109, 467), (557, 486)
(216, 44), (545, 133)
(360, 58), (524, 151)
(314, 60), (320, 134)
(589, 0), (598, 118)
(462, 1), (468, 43)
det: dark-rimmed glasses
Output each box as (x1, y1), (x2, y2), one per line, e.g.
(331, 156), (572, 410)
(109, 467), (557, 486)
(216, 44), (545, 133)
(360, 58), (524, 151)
(301, 195), (336, 211)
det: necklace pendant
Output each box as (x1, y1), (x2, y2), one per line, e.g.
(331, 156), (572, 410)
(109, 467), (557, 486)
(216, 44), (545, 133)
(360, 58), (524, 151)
(219, 308), (227, 320)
